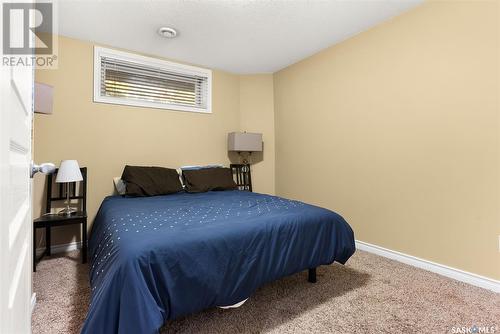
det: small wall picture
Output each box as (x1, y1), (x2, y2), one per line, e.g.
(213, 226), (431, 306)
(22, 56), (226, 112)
(34, 82), (54, 114)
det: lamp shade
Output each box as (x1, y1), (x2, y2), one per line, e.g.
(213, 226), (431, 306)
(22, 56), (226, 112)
(56, 160), (83, 183)
(228, 132), (262, 152)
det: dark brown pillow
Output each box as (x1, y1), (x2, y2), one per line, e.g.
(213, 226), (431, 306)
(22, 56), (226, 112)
(121, 165), (183, 197)
(182, 167), (237, 193)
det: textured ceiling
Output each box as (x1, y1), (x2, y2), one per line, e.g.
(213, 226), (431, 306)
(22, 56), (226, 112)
(56, 0), (423, 74)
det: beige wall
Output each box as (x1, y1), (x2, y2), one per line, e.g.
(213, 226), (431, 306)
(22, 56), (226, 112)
(238, 75), (275, 195)
(34, 36), (274, 246)
(274, 1), (500, 280)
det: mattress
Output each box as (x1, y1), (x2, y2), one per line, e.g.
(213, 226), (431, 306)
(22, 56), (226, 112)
(81, 190), (355, 334)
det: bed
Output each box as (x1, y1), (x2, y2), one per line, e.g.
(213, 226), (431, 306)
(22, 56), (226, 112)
(81, 190), (355, 334)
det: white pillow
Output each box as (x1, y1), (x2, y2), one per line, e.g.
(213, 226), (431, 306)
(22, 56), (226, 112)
(113, 177), (126, 195)
(218, 298), (248, 309)
(180, 164), (224, 170)
(176, 168), (185, 189)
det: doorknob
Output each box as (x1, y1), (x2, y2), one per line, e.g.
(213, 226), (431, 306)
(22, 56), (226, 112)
(31, 161), (56, 178)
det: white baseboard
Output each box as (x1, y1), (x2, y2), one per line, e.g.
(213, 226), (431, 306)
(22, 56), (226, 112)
(30, 293), (36, 315)
(35, 241), (82, 257)
(355, 240), (500, 293)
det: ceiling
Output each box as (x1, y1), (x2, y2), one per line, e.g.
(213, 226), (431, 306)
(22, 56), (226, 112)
(56, 0), (423, 74)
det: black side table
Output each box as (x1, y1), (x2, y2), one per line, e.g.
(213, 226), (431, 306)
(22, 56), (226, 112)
(33, 211), (87, 271)
(33, 166), (88, 272)
(230, 164), (252, 192)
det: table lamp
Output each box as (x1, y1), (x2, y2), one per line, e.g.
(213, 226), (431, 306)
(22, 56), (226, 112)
(228, 132), (263, 164)
(56, 160), (83, 215)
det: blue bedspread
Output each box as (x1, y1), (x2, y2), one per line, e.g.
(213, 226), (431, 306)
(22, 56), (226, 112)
(82, 191), (355, 334)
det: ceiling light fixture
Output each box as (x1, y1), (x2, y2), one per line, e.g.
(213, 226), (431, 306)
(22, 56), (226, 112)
(157, 27), (177, 39)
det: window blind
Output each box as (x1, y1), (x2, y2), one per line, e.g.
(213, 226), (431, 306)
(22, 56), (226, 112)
(94, 47), (211, 113)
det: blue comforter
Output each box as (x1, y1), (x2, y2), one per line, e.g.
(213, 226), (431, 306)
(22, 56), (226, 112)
(82, 191), (355, 334)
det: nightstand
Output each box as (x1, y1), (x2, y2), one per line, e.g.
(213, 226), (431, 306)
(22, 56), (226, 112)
(33, 167), (88, 271)
(230, 164), (252, 191)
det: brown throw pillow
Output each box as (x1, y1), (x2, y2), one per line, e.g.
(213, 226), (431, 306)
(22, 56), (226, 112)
(121, 165), (183, 197)
(182, 167), (237, 193)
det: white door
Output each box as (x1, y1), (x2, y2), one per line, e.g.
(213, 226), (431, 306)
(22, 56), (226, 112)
(0, 1), (35, 333)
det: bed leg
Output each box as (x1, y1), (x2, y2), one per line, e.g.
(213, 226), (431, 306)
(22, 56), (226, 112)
(308, 268), (317, 283)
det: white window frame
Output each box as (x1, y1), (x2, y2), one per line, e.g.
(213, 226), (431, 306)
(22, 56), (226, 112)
(93, 46), (212, 113)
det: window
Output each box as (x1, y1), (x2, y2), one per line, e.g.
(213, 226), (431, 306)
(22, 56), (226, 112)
(93, 47), (212, 113)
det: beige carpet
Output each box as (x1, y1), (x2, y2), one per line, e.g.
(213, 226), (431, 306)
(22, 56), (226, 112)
(32, 250), (499, 334)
